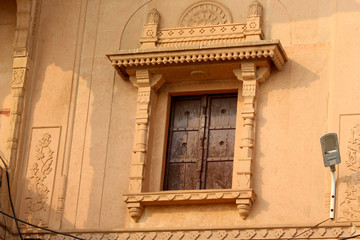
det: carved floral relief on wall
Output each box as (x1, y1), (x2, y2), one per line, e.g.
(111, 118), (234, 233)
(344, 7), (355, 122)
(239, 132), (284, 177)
(338, 115), (360, 221)
(20, 127), (61, 227)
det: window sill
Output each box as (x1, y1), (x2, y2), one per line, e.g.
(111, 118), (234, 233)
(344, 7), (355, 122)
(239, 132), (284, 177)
(123, 189), (256, 222)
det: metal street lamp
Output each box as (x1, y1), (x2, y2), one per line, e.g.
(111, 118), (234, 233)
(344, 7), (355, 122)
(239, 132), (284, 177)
(320, 133), (341, 219)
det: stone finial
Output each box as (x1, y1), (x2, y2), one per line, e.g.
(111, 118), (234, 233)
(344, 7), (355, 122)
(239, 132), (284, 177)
(248, 0), (263, 17)
(147, 8), (160, 24)
(140, 9), (160, 48)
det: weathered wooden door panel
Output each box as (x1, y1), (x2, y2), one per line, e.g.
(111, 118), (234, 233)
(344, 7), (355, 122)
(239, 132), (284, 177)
(209, 97), (237, 127)
(167, 162), (198, 190)
(169, 131), (200, 162)
(207, 130), (235, 159)
(164, 94), (237, 191)
(173, 99), (201, 129)
(205, 161), (233, 189)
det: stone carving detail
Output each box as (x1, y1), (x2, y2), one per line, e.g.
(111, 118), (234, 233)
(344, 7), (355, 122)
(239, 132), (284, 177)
(147, 8), (160, 24)
(248, 0), (263, 17)
(346, 123), (360, 171)
(25, 132), (54, 226)
(149, 233), (157, 240)
(216, 231), (227, 240)
(12, 68), (26, 86)
(242, 84), (257, 97)
(302, 229), (313, 238)
(273, 229), (285, 239)
(332, 228), (343, 237)
(135, 233), (145, 240)
(339, 123), (360, 221)
(259, 230), (268, 238)
(161, 232), (173, 240)
(188, 232), (200, 240)
(119, 233), (130, 240)
(245, 230), (256, 239)
(179, 2), (232, 27)
(176, 232), (185, 240)
(204, 231), (212, 239)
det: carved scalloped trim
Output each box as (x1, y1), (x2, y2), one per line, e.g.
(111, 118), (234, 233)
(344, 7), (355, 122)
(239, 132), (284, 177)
(20, 225), (355, 240)
(123, 189), (255, 205)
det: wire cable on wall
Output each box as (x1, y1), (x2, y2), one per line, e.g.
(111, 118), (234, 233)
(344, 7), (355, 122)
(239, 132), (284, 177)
(340, 234), (360, 240)
(0, 154), (85, 240)
(0, 167), (7, 240)
(0, 154), (23, 240)
(287, 218), (330, 240)
(0, 209), (85, 240)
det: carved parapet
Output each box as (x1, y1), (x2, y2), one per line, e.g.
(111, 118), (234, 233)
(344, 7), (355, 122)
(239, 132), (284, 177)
(139, 1), (266, 48)
(123, 189), (256, 222)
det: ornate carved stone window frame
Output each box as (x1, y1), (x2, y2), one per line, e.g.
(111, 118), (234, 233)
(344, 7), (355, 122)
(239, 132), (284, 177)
(107, 1), (287, 222)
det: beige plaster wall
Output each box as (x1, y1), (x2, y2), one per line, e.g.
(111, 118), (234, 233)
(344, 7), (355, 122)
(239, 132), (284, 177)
(0, 0), (16, 158)
(10, 0), (360, 233)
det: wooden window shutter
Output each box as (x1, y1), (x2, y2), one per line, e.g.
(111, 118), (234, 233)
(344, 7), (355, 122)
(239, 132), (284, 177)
(164, 94), (237, 190)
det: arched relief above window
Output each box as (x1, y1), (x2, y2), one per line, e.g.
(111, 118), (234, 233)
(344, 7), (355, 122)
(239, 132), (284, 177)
(107, 0), (287, 223)
(178, 1), (233, 27)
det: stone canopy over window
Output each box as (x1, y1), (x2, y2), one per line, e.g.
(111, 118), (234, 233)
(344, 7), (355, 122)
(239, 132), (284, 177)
(107, 0), (287, 222)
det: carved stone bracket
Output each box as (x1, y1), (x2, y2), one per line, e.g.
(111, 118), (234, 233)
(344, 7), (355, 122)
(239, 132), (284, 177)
(124, 189), (256, 222)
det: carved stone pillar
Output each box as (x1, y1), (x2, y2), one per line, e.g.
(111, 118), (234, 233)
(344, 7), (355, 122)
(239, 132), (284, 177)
(127, 70), (164, 221)
(8, 56), (31, 169)
(233, 62), (270, 219)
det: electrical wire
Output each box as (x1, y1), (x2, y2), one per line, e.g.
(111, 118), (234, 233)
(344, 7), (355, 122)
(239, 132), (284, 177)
(0, 167), (7, 240)
(0, 210), (85, 240)
(287, 218), (330, 240)
(0, 154), (85, 240)
(340, 234), (360, 240)
(0, 154), (23, 240)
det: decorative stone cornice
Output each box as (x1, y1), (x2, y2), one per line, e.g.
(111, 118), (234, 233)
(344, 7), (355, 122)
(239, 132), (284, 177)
(107, 41), (287, 81)
(17, 222), (358, 240)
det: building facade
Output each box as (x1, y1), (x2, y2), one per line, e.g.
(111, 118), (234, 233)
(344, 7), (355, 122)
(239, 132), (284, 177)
(0, 0), (360, 239)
